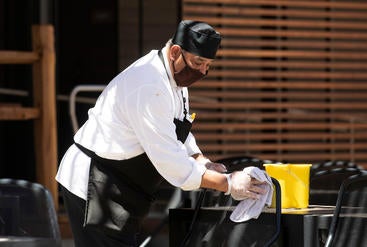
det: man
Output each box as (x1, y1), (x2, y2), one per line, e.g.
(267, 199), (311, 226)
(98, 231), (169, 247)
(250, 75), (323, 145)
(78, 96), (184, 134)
(56, 20), (265, 247)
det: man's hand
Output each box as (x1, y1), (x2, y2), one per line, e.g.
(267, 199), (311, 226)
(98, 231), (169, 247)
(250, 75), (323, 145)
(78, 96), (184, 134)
(227, 171), (266, 201)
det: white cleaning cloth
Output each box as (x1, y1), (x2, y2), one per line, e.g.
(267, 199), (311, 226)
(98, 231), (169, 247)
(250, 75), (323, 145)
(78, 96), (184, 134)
(230, 167), (273, 222)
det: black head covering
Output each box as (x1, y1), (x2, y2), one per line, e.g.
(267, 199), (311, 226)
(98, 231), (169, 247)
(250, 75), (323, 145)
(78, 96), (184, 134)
(172, 20), (221, 59)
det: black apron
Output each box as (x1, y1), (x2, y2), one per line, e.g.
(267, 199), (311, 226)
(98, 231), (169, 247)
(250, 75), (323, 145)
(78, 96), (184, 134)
(77, 50), (192, 237)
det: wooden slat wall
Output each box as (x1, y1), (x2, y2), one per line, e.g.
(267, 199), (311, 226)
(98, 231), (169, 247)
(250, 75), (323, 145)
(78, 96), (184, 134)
(182, 0), (367, 167)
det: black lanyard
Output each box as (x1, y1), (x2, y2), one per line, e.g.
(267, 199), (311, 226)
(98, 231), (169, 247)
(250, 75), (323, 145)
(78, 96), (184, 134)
(158, 49), (171, 81)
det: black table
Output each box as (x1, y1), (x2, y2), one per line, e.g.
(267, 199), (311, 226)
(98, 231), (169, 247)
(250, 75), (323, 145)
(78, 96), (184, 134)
(169, 205), (366, 247)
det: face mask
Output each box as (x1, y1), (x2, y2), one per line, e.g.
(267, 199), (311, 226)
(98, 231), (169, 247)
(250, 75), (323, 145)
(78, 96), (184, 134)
(172, 52), (207, 87)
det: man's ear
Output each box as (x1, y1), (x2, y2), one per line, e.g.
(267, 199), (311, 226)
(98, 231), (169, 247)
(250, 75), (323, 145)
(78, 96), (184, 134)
(169, 45), (181, 61)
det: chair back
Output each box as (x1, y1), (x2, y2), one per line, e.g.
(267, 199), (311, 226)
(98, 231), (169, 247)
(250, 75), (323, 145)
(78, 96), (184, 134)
(310, 162), (363, 205)
(216, 155), (275, 173)
(311, 160), (360, 177)
(0, 178), (61, 246)
(180, 175), (282, 247)
(324, 171), (367, 247)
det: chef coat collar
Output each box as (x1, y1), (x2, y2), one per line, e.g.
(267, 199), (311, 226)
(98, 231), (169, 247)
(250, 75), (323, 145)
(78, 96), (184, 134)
(160, 46), (179, 88)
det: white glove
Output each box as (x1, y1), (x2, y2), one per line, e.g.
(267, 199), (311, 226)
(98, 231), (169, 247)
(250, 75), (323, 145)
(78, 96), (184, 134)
(225, 171), (265, 201)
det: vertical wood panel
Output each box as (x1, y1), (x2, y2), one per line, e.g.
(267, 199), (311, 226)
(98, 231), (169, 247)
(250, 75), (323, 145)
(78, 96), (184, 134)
(32, 25), (58, 208)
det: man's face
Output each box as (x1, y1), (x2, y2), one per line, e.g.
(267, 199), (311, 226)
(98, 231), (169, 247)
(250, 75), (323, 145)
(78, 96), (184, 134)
(178, 50), (214, 74)
(169, 45), (216, 87)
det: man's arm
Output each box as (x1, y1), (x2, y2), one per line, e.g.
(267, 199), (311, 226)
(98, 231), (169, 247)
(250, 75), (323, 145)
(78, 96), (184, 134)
(200, 169), (228, 192)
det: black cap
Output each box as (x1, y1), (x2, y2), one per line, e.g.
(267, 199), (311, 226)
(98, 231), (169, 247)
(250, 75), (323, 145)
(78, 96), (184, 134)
(172, 20), (221, 59)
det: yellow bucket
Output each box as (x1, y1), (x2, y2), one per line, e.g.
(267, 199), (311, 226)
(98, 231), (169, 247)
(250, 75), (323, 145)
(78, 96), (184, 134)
(264, 163), (312, 208)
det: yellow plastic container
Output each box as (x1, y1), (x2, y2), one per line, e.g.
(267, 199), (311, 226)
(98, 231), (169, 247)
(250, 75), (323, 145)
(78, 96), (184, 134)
(264, 163), (312, 209)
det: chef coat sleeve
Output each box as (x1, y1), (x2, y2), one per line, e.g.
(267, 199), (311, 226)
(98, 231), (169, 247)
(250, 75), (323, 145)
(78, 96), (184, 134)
(184, 132), (202, 156)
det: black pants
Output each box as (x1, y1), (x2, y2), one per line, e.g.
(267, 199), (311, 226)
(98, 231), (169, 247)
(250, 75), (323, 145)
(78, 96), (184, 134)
(60, 185), (137, 247)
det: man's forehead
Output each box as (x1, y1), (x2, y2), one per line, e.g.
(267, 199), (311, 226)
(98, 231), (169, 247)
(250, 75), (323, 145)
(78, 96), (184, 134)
(185, 50), (214, 62)
(195, 56), (214, 64)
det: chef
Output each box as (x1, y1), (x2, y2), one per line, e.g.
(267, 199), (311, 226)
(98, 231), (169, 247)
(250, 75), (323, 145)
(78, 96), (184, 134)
(56, 20), (266, 247)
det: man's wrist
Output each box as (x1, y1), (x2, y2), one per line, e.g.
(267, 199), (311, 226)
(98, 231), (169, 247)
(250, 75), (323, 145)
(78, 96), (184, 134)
(224, 173), (231, 195)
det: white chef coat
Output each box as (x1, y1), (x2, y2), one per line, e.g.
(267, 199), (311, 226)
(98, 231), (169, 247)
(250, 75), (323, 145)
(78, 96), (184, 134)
(56, 46), (207, 200)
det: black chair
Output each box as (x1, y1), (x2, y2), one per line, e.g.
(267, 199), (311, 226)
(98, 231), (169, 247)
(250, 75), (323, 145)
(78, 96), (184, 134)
(216, 155), (275, 173)
(139, 157), (274, 246)
(324, 171), (367, 247)
(311, 160), (362, 177)
(310, 163), (364, 205)
(0, 178), (61, 246)
(180, 177), (282, 247)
